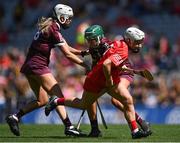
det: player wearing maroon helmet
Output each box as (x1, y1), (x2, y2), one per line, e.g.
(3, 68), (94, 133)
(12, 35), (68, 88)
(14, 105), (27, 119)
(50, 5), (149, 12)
(6, 4), (88, 137)
(45, 25), (152, 139)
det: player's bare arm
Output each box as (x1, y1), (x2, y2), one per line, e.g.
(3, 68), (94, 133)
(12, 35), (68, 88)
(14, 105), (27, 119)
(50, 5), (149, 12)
(58, 40), (87, 66)
(68, 46), (90, 57)
(103, 58), (114, 88)
(57, 39), (90, 71)
(121, 65), (153, 81)
(68, 45), (82, 55)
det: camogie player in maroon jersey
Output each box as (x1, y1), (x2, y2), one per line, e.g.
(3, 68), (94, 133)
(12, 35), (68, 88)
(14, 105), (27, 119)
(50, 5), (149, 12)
(45, 25), (152, 139)
(6, 4), (88, 137)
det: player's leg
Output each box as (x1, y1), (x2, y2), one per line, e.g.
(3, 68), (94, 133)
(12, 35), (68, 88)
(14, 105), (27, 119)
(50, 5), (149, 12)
(45, 90), (101, 136)
(38, 73), (86, 136)
(87, 102), (102, 137)
(45, 90), (100, 115)
(6, 75), (46, 136)
(111, 98), (152, 134)
(108, 78), (147, 139)
(64, 91), (101, 110)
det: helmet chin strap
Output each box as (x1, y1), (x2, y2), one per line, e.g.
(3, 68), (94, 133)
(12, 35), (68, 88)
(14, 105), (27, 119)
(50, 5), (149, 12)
(57, 14), (70, 24)
(97, 36), (101, 45)
(58, 15), (71, 29)
(130, 47), (140, 53)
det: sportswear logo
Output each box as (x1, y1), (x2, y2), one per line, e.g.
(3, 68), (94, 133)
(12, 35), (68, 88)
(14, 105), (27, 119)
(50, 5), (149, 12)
(34, 31), (41, 40)
(12, 115), (19, 122)
(112, 54), (123, 65)
(68, 129), (80, 135)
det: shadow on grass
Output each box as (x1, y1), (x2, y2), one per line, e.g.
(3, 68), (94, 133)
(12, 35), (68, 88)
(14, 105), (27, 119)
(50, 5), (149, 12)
(0, 135), (69, 139)
(0, 135), (116, 140)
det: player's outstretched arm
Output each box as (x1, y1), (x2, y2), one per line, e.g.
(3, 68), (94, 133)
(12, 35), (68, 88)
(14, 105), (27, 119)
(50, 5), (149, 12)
(121, 65), (154, 81)
(57, 40), (89, 68)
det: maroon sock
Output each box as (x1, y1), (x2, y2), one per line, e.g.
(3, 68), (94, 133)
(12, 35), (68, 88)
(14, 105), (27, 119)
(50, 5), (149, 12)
(56, 98), (65, 105)
(135, 112), (143, 124)
(16, 109), (25, 119)
(62, 116), (72, 127)
(90, 120), (99, 130)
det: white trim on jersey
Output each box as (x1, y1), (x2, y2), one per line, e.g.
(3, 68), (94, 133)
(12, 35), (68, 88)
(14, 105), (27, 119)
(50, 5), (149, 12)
(54, 31), (65, 47)
(54, 42), (65, 47)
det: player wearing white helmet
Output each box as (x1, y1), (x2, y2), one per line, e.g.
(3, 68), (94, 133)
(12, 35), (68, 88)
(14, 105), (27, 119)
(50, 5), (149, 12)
(124, 27), (145, 53)
(6, 3), (88, 137)
(52, 4), (74, 29)
(45, 25), (152, 139)
(82, 25), (151, 137)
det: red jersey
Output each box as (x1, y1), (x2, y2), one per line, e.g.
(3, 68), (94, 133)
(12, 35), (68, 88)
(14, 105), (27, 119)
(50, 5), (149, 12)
(21, 21), (64, 75)
(84, 39), (133, 93)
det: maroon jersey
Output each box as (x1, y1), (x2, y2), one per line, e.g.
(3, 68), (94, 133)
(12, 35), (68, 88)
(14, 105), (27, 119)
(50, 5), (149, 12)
(21, 21), (64, 75)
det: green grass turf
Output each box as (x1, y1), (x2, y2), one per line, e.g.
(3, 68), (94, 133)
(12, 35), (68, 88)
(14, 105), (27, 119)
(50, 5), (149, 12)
(0, 124), (180, 142)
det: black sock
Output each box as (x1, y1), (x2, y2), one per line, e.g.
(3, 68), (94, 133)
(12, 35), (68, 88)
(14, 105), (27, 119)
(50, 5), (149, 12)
(90, 120), (99, 130)
(62, 116), (72, 127)
(16, 109), (25, 119)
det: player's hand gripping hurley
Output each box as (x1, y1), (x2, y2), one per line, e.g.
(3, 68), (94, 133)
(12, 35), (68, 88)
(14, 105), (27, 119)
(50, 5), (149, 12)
(121, 65), (154, 81)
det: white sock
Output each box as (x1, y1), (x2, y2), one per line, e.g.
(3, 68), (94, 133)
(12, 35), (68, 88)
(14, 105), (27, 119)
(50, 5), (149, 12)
(132, 128), (139, 134)
(54, 98), (58, 105)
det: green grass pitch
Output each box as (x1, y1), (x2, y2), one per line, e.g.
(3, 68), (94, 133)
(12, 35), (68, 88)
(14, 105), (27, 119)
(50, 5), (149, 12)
(0, 124), (180, 142)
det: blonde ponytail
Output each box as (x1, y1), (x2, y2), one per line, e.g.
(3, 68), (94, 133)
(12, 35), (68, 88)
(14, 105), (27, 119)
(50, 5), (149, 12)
(37, 17), (53, 33)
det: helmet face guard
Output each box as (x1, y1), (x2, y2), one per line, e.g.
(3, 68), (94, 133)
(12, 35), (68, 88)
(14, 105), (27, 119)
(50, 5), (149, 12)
(85, 25), (110, 60)
(129, 39), (144, 53)
(89, 42), (110, 61)
(85, 25), (104, 46)
(124, 27), (145, 53)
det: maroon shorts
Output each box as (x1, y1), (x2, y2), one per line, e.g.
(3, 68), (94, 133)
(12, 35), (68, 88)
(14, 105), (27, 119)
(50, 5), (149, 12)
(20, 62), (51, 75)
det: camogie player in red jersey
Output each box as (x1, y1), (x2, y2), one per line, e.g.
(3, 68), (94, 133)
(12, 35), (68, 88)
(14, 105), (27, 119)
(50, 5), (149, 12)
(84, 26), (152, 137)
(45, 25), (152, 139)
(6, 4), (88, 137)
(82, 25), (152, 137)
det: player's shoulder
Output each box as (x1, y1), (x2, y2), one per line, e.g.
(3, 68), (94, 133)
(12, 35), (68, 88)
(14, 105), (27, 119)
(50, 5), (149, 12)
(50, 21), (61, 32)
(101, 37), (112, 45)
(109, 40), (128, 57)
(113, 39), (128, 49)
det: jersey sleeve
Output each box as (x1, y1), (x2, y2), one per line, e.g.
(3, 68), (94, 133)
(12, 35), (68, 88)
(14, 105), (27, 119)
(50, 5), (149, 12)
(108, 41), (128, 67)
(50, 24), (65, 47)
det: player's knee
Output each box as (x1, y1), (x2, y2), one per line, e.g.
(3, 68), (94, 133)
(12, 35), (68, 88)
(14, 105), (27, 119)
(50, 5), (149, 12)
(38, 98), (48, 107)
(122, 96), (133, 107)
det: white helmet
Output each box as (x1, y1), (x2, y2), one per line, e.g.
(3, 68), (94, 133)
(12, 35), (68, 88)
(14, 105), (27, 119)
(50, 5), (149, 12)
(53, 4), (73, 24)
(124, 27), (145, 41)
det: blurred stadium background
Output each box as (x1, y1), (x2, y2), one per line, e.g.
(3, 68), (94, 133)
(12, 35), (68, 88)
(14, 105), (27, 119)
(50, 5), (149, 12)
(0, 0), (180, 125)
